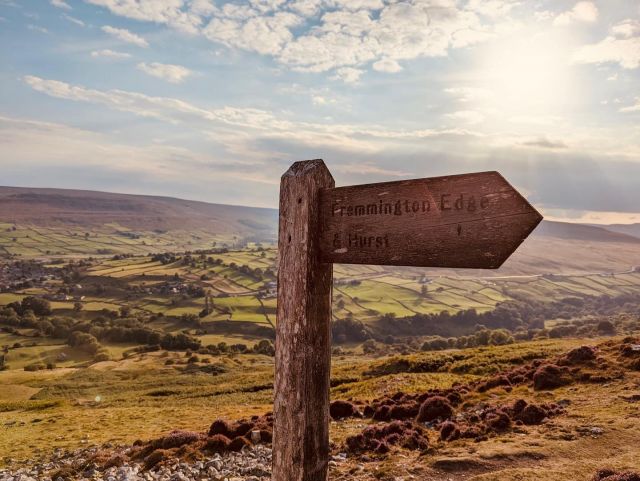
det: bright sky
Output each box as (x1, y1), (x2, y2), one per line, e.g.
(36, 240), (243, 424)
(1, 0), (639, 224)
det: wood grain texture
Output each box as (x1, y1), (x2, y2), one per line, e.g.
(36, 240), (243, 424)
(319, 171), (542, 268)
(273, 159), (334, 481)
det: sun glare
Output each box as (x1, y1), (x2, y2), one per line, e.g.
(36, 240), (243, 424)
(476, 30), (576, 121)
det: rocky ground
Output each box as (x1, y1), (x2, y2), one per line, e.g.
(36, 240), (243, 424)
(2, 337), (640, 481)
(0, 445), (273, 481)
(0, 446), (361, 481)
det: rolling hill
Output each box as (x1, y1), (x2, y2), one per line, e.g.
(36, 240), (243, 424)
(595, 222), (640, 239)
(0, 186), (639, 275)
(535, 220), (640, 243)
(0, 186), (277, 241)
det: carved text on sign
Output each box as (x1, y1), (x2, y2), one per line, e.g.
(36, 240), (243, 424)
(319, 171), (543, 268)
(331, 194), (490, 218)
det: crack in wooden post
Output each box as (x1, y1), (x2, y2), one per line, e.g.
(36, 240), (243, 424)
(273, 159), (334, 481)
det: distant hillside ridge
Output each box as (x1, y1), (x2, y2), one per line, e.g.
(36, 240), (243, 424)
(0, 186), (278, 240)
(592, 223), (640, 240)
(1, 186), (639, 262)
(534, 220), (640, 244)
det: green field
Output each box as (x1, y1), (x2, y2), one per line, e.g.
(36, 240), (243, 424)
(0, 223), (246, 257)
(3, 248), (640, 337)
(50, 255), (640, 326)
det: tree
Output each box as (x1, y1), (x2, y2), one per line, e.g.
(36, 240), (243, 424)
(421, 336), (448, 351)
(181, 313), (201, 327)
(362, 339), (377, 354)
(475, 329), (491, 346)
(597, 319), (616, 335)
(68, 332), (100, 355)
(20, 297), (52, 316)
(253, 339), (275, 356)
(331, 318), (371, 343)
(488, 329), (514, 346)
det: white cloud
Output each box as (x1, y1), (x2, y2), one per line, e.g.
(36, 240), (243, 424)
(444, 86), (492, 103)
(27, 24), (49, 34)
(287, 0), (322, 16)
(0, 115), (277, 191)
(553, 1), (598, 26)
(84, 0), (506, 79)
(203, 11), (301, 56)
(23, 75), (284, 128)
(520, 137), (567, 149)
(612, 19), (640, 39)
(311, 95), (335, 106)
(445, 110), (485, 124)
(51, 0), (71, 10)
(22, 75), (484, 150)
(465, 0), (520, 19)
(101, 25), (149, 47)
(86, 0), (205, 34)
(372, 58), (402, 73)
(334, 163), (412, 177)
(572, 22), (640, 69)
(62, 14), (85, 26)
(278, 3), (493, 74)
(190, 0), (216, 17)
(330, 67), (364, 84)
(137, 62), (193, 83)
(534, 10), (554, 21)
(91, 49), (131, 59)
(620, 98), (640, 113)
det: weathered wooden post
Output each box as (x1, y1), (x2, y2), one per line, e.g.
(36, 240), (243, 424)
(273, 161), (542, 480)
(273, 159), (334, 481)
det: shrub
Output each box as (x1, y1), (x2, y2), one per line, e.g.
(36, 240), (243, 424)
(24, 363), (46, 372)
(597, 320), (616, 335)
(94, 352), (110, 362)
(19, 297), (52, 316)
(416, 396), (453, 423)
(253, 340), (275, 356)
(421, 337), (449, 351)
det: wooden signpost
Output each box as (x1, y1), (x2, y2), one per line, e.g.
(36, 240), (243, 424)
(273, 159), (542, 481)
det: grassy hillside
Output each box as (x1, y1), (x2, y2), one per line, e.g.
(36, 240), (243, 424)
(534, 220), (640, 243)
(0, 337), (600, 461)
(0, 222), (249, 256)
(599, 222), (640, 239)
(2, 187), (639, 278)
(2, 334), (640, 481)
(0, 186), (277, 254)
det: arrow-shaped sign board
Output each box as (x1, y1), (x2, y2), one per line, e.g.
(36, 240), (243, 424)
(273, 161), (542, 481)
(319, 171), (542, 268)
